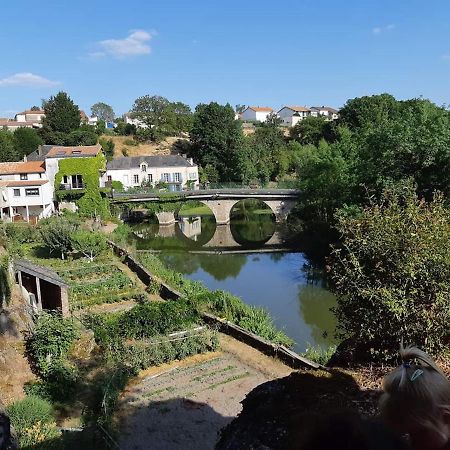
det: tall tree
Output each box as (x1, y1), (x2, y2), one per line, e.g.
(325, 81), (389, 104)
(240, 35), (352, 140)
(190, 102), (245, 181)
(91, 102), (115, 122)
(290, 115), (335, 146)
(0, 130), (18, 162)
(13, 128), (43, 159)
(42, 92), (80, 144)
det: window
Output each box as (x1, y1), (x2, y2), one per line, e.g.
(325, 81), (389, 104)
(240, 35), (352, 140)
(148, 174), (153, 182)
(141, 164), (147, 172)
(162, 173), (170, 182)
(133, 174), (139, 184)
(20, 173), (28, 180)
(25, 188), (39, 196)
(189, 172), (197, 180)
(13, 189), (20, 197)
(107, 175), (112, 182)
(174, 173), (181, 183)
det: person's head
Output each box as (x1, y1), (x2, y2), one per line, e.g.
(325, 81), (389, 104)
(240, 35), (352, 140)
(380, 346), (450, 450)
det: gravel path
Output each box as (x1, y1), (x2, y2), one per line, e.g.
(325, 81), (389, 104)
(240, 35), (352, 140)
(117, 335), (292, 450)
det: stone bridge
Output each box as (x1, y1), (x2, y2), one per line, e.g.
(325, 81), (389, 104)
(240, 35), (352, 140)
(112, 189), (300, 225)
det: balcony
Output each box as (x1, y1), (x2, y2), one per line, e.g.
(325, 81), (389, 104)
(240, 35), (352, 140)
(59, 182), (85, 190)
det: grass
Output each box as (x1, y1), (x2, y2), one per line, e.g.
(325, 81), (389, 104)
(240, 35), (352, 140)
(207, 371), (251, 390)
(178, 205), (214, 216)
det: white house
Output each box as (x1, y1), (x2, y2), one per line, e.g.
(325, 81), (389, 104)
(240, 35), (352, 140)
(123, 113), (147, 129)
(102, 155), (199, 192)
(15, 109), (45, 126)
(0, 119), (35, 131)
(0, 161), (54, 223)
(277, 106), (311, 127)
(240, 106), (273, 123)
(310, 106), (339, 120)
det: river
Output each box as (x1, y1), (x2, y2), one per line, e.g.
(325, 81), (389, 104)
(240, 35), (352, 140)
(127, 203), (337, 353)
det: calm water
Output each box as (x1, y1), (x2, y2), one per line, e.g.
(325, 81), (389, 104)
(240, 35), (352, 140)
(128, 207), (337, 352)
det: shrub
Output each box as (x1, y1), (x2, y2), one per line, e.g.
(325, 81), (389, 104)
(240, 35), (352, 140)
(122, 148), (129, 157)
(28, 312), (79, 376)
(302, 344), (337, 366)
(6, 395), (60, 448)
(123, 138), (138, 146)
(71, 230), (108, 261)
(39, 216), (78, 259)
(111, 180), (124, 191)
(331, 188), (450, 361)
(3, 222), (35, 244)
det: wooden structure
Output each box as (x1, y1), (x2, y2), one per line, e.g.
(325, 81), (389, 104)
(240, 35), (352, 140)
(14, 259), (69, 316)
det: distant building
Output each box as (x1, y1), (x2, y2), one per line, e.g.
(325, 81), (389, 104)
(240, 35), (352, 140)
(15, 109), (46, 125)
(240, 106), (273, 123)
(123, 113), (147, 129)
(277, 106), (311, 127)
(103, 155), (199, 192)
(0, 119), (35, 131)
(310, 106), (339, 120)
(0, 161), (54, 223)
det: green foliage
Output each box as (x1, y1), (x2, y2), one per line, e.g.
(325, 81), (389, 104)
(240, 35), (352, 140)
(28, 312), (79, 377)
(71, 230), (107, 261)
(13, 127), (43, 159)
(111, 180), (123, 191)
(55, 153), (110, 218)
(6, 395), (60, 448)
(122, 147), (129, 157)
(98, 137), (115, 161)
(302, 344), (337, 365)
(91, 102), (115, 123)
(290, 115), (335, 146)
(3, 222), (35, 244)
(0, 254), (11, 307)
(39, 216), (78, 259)
(190, 102), (245, 181)
(67, 128), (98, 145)
(331, 188), (450, 361)
(123, 138), (138, 146)
(0, 129), (18, 162)
(131, 95), (192, 141)
(41, 91), (81, 143)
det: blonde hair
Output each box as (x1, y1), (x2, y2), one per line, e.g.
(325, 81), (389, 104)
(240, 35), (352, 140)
(380, 347), (450, 436)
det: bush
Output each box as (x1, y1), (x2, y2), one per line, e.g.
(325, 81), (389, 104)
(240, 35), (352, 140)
(123, 138), (138, 146)
(7, 395), (60, 448)
(39, 216), (78, 259)
(122, 148), (129, 157)
(331, 188), (450, 361)
(111, 180), (124, 191)
(3, 222), (35, 244)
(28, 312), (79, 377)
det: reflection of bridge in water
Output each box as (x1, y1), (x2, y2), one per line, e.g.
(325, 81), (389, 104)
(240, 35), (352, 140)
(153, 217), (291, 253)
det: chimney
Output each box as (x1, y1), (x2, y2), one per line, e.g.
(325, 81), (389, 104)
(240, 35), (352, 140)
(23, 154), (27, 162)
(189, 158), (194, 165)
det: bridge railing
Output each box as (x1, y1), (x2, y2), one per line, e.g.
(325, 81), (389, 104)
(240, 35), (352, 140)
(111, 180), (299, 197)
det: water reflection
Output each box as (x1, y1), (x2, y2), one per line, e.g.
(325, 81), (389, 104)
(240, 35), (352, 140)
(298, 284), (337, 346)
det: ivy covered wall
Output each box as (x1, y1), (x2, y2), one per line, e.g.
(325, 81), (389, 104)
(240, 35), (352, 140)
(55, 154), (110, 218)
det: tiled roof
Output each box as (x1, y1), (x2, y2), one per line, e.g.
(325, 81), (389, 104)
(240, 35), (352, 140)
(311, 106), (339, 113)
(46, 144), (102, 158)
(107, 155), (196, 170)
(0, 161), (45, 175)
(17, 109), (45, 115)
(281, 106), (311, 112)
(248, 106), (273, 112)
(0, 120), (34, 127)
(0, 180), (48, 187)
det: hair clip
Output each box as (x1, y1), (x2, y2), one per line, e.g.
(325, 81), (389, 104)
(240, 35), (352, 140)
(410, 369), (424, 381)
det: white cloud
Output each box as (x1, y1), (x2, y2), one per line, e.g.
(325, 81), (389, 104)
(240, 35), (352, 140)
(0, 72), (60, 88)
(372, 24), (395, 35)
(90, 29), (155, 59)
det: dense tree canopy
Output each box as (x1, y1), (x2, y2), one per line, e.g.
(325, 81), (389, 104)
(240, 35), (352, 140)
(131, 95), (192, 141)
(190, 102), (245, 181)
(0, 130), (18, 162)
(13, 128), (43, 159)
(91, 102), (115, 122)
(42, 92), (81, 134)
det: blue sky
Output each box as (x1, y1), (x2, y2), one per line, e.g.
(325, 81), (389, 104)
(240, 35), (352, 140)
(1, 0), (449, 117)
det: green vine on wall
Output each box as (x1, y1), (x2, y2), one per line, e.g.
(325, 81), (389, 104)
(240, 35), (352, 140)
(55, 154), (110, 218)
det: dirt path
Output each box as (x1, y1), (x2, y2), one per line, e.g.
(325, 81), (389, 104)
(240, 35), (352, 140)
(116, 334), (292, 450)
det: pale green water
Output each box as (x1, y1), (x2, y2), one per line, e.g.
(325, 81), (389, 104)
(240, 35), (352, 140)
(128, 206), (337, 352)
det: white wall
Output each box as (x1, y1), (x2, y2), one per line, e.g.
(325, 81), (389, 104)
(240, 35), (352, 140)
(104, 164), (199, 190)
(241, 109), (272, 123)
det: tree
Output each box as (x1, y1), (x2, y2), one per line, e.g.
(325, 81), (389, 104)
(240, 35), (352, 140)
(131, 95), (192, 141)
(0, 130), (18, 162)
(190, 102), (245, 181)
(41, 92), (81, 143)
(71, 230), (107, 262)
(290, 115), (334, 146)
(39, 217), (79, 259)
(331, 187), (450, 361)
(99, 137), (115, 161)
(91, 102), (115, 123)
(13, 128), (43, 159)
(30, 105), (41, 111)
(68, 129), (98, 146)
